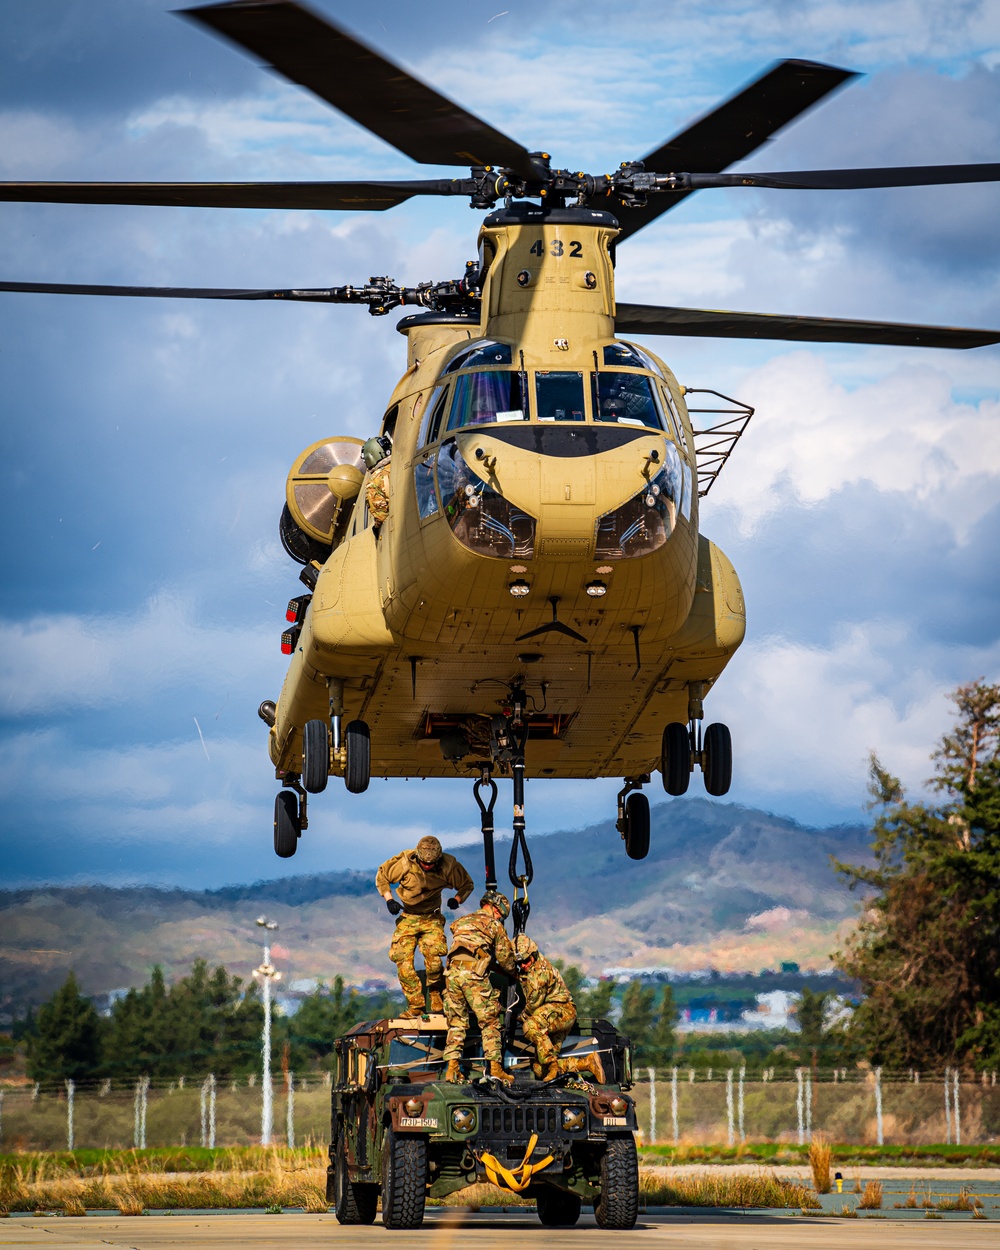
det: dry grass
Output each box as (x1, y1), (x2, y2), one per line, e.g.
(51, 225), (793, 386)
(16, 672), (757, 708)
(808, 1136), (831, 1193)
(640, 1169), (819, 1210)
(858, 1180), (883, 1210)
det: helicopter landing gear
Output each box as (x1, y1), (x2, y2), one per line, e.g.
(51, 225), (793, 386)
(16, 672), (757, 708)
(302, 718), (330, 793)
(274, 776), (308, 858)
(616, 777), (651, 860)
(661, 683), (733, 797)
(661, 723), (691, 795)
(326, 677), (371, 793)
(702, 722), (733, 796)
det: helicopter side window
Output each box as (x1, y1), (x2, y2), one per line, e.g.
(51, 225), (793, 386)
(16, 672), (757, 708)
(445, 371), (526, 431)
(443, 340), (512, 374)
(380, 404), (399, 442)
(592, 372), (665, 430)
(413, 453), (439, 520)
(417, 385), (449, 447)
(535, 371), (585, 422)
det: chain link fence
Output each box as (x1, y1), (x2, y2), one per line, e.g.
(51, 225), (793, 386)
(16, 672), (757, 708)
(1, 1068), (998, 1152)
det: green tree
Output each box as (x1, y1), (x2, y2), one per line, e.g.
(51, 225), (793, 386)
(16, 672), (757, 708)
(796, 987), (828, 1061)
(618, 980), (656, 1060)
(284, 977), (366, 1070)
(27, 972), (103, 1083)
(578, 978), (615, 1021)
(835, 680), (1000, 1068)
(646, 986), (677, 1069)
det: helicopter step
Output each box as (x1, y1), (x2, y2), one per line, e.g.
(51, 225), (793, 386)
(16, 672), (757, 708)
(661, 720), (733, 796)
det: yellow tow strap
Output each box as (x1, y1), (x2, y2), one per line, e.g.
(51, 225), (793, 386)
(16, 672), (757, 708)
(480, 1132), (555, 1193)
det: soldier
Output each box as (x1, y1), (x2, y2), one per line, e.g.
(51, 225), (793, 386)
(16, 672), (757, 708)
(375, 835), (474, 1018)
(514, 935), (604, 1084)
(442, 890), (516, 1085)
(362, 436), (392, 529)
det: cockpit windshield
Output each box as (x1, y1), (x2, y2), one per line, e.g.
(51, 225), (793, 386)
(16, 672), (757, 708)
(592, 372), (666, 430)
(444, 371), (527, 431)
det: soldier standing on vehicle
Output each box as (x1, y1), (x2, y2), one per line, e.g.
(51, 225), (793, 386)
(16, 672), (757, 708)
(442, 890), (516, 1084)
(514, 934), (605, 1083)
(376, 836), (474, 1018)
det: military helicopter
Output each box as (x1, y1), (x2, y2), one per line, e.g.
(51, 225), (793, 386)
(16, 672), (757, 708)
(3, 1), (999, 888)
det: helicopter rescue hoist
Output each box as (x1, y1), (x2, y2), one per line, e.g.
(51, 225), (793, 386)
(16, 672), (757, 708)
(2, 1), (998, 877)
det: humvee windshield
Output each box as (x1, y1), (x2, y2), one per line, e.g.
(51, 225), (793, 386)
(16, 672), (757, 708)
(386, 1032), (445, 1077)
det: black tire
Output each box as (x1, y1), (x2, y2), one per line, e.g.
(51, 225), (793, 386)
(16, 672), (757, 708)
(593, 1135), (639, 1230)
(333, 1138), (378, 1225)
(703, 722), (733, 796)
(345, 719), (371, 794)
(661, 721), (691, 795)
(273, 790), (299, 859)
(535, 1186), (582, 1226)
(302, 718), (330, 794)
(623, 792), (650, 860)
(381, 1130), (427, 1229)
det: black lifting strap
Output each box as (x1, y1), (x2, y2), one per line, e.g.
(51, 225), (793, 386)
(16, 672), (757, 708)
(473, 773), (498, 891)
(508, 757), (533, 937)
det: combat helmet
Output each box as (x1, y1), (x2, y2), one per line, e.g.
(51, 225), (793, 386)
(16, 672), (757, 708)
(513, 934), (538, 962)
(362, 435), (391, 469)
(415, 835), (442, 864)
(480, 889), (510, 920)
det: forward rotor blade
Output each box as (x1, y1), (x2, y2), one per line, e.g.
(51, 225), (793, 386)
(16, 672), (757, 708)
(683, 162), (1000, 191)
(615, 302), (1000, 349)
(611, 59), (857, 240)
(0, 281), (361, 301)
(184, 0), (537, 178)
(0, 178), (460, 211)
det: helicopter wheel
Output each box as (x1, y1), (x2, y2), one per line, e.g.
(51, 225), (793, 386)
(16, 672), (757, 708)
(623, 792), (650, 860)
(345, 719), (371, 793)
(703, 723), (733, 796)
(302, 718), (330, 794)
(661, 722), (691, 795)
(274, 790), (300, 858)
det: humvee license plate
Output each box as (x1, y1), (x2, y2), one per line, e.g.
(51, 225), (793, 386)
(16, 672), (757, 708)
(400, 1116), (438, 1128)
(603, 1115), (627, 1126)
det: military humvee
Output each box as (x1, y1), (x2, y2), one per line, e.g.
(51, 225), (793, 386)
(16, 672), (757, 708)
(327, 1012), (639, 1229)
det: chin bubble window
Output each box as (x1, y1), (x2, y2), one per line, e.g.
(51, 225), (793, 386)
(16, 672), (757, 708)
(592, 372), (666, 430)
(535, 371), (585, 421)
(594, 441), (683, 559)
(413, 454), (439, 520)
(436, 438), (536, 559)
(445, 371), (527, 431)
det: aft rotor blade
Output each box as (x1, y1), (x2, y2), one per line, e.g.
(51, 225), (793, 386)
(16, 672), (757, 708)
(184, 0), (537, 178)
(0, 281), (365, 301)
(612, 59), (857, 240)
(683, 162), (1000, 191)
(615, 302), (1000, 349)
(0, 178), (460, 211)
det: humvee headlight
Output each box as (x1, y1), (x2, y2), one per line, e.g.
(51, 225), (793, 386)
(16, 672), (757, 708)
(452, 1106), (477, 1133)
(403, 1097), (424, 1117)
(562, 1106), (586, 1131)
(609, 1096), (628, 1116)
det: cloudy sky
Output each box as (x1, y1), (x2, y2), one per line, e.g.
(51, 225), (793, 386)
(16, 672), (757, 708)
(1, 0), (997, 889)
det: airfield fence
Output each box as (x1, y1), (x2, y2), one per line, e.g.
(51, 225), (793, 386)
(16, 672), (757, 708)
(1, 1068), (998, 1151)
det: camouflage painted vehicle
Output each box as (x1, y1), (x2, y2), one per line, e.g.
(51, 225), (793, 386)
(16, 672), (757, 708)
(327, 1012), (639, 1230)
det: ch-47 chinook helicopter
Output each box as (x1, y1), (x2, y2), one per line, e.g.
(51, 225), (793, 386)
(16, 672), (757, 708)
(3, 2), (999, 885)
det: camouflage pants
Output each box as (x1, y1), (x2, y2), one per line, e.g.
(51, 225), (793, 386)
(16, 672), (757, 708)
(521, 1001), (576, 1067)
(442, 966), (503, 1062)
(388, 912), (447, 1009)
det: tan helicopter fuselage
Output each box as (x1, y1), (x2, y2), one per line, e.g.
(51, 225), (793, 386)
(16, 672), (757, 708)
(269, 207), (745, 781)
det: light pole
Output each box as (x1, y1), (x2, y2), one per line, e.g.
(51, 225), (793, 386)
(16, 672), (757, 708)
(253, 916), (281, 1147)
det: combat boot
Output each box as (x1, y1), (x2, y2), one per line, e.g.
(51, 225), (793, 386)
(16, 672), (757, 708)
(489, 1061), (514, 1085)
(398, 1005), (425, 1020)
(561, 1054), (605, 1083)
(428, 992), (444, 1013)
(444, 1060), (462, 1083)
(541, 1061), (561, 1082)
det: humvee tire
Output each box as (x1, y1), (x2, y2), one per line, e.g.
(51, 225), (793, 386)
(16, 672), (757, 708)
(381, 1129), (427, 1229)
(593, 1135), (639, 1230)
(333, 1138), (378, 1225)
(535, 1185), (582, 1226)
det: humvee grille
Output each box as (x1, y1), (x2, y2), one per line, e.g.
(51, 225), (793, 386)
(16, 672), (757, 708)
(481, 1104), (563, 1138)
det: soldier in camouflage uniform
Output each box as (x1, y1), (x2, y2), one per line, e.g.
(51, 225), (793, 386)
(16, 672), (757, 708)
(362, 436), (391, 529)
(514, 934), (605, 1084)
(442, 891), (516, 1084)
(376, 835), (474, 1018)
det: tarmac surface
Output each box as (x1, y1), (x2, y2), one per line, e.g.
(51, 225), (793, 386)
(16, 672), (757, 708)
(1, 1210), (996, 1249)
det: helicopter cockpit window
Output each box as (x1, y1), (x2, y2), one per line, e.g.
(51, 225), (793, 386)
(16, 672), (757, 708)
(417, 385), (450, 447)
(592, 372), (665, 430)
(380, 404), (399, 442)
(443, 340), (512, 374)
(604, 341), (666, 378)
(535, 371), (585, 422)
(414, 453), (438, 520)
(445, 371), (527, 431)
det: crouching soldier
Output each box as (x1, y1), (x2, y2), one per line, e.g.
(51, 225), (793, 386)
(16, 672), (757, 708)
(514, 934), (604, 1084)
(376, 836), (474, 1018)
(443, 891), (516, 1085)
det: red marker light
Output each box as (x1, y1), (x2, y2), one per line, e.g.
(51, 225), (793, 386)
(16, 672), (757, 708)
(281, 632), (295, 655)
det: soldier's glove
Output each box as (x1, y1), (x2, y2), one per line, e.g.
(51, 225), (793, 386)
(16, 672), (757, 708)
(386, 899), (402, 916)
(447, 897), (461, 910)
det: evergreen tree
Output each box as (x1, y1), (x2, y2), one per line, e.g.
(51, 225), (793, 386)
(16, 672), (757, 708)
(27, 972), (103, 1083)
(646, 986), (677, 1069)
(618, 980), (656, 1060)
(835, 680), (1000, 1068)
(285, 976), (366, 1069)
(578, 978), (615, 1021)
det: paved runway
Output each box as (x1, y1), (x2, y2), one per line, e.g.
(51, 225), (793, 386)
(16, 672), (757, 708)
(0, 1211), (995, 1249)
